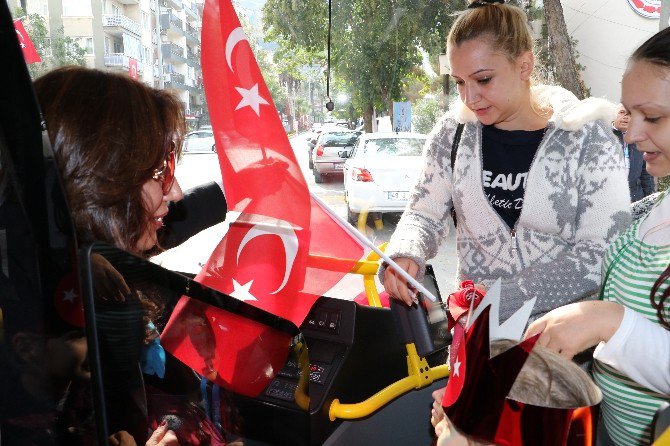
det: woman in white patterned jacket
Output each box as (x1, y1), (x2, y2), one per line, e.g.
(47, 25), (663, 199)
(381, 0), (631, 323)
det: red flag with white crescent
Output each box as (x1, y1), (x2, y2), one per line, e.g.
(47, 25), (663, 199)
(13, 19), (41, 64)
(161, 0), (365, 396)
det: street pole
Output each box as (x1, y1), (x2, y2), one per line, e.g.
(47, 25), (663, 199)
(154, 0), (164, 88)
(661, 0), (670, 30)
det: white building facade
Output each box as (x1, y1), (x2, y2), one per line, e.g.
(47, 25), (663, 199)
(562, 0), (661, 100)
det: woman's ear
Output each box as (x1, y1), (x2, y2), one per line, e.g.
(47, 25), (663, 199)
(518, 51), (534, 81)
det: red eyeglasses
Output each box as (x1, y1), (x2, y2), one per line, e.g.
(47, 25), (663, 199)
(152, 150), (176, 195)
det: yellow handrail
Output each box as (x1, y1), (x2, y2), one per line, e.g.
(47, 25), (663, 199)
(329, 343), (449, 421)
(654, 427), (670, 446)
(308, 242), (388, 308)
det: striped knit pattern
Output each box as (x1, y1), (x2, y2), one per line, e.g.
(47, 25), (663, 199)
(593, 204), (670, 446)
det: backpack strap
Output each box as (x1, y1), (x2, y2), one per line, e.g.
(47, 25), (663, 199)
(450, 123), (464, 227)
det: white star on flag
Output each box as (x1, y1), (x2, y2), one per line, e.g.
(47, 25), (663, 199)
(234, 84), (269, 116)
(230, 279), (257, 301)
(453, 359), (461, 377)
(63, 289), (77, 303)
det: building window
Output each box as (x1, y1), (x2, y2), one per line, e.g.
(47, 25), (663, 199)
(142, 12), (150, 31)
(143, 46), (152, 63)
(62, 0), (92, 16)
(72, 37), (94, 55)
(111, 4), (120, 16)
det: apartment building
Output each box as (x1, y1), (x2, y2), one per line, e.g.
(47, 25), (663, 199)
(14, 0), (204, 127)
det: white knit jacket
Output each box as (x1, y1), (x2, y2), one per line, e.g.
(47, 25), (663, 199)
(382, 85), (632, 320)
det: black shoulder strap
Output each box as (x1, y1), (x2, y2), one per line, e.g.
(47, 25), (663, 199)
(450, 123), (464, 228)
(451, 123), (464, 172)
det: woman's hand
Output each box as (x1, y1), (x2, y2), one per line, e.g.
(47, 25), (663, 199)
(524, 301), (625, 359)
(146, 422), (179, 446)
(383, 257), (419, 306)
(431, 387), (446, 428)
(91, 253), (131, 301)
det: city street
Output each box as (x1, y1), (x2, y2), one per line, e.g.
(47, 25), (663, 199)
(153, 132), (458, 299)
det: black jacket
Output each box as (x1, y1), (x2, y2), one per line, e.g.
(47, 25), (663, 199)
(160, 181), (227, 249)
(613, 128), (655, 202)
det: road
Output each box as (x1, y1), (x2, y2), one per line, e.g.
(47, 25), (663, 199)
(153, 133), (458, 299)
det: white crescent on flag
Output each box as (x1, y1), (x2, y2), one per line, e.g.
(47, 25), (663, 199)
(225, 27), (248, 73)
(236, 220), (299, 295)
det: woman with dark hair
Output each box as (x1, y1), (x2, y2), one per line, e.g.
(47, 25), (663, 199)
(35, 66), (186, 255)
(32, 66), (231, 446)
(526, 27), (670, 445)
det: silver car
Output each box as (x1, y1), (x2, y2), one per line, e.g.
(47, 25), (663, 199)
(311, 130), (360, 183)
(184, 130), (216, 153)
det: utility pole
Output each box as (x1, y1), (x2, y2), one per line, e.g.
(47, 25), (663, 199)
(154, 0), (164, 88)
(661, 0), (670, 30)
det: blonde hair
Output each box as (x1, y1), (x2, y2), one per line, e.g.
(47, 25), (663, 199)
(447, 3), (534, 62)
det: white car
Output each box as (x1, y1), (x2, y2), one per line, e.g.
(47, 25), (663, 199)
(184, 130), (215, 153)
(343, 132), (427, 223)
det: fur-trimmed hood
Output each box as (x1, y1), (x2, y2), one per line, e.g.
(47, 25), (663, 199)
(451, 84), (618, 131)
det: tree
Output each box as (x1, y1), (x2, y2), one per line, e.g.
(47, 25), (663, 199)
(541, 0), (587, 99)
(15, 9), (86, 79)
(262, 0), (465, 131)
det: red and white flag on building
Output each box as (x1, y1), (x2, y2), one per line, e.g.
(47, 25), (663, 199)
(13, 19), (41, 64)
(161, 0), (365, 396)
(128, 58), (138, 79)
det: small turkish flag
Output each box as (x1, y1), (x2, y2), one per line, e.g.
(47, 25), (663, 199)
(128, 58), (138, 79)
(13, 19), (41, 64)
(54, 272), (85, 327)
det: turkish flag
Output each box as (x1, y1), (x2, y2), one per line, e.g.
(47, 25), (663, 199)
(129, 58), (138, 80)
(13, 19), (41, 64)
(161, 0), (365, 397)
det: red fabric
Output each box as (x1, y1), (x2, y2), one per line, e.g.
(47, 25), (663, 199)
(162, 0), (364, 397)
(13, 20), (41, 64)
(128, 58), (138, 79)
(353, 291), (390, 307)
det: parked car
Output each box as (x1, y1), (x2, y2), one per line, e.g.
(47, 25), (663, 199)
(306, 122), (350, 168)
(311, 130), (360, 183)
(184, 129), (215, 152)
(343, 132), (427, 223)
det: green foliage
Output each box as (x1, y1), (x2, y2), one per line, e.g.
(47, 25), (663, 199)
(15, 8), (86, 79)
(412, 95), (441, 134)
(262, 0), (466, 129)
(658, 176), (670, 193)
(532, 2), (589, 95)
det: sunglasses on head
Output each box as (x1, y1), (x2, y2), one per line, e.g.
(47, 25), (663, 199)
(152, 149), (176, 195)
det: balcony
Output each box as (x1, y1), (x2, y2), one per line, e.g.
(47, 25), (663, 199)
(102, 14), (142, 37)
(166, 0), (182, 10)
(162, 43), (188, 64)
(160, 10), (184, 37)
(186, 50), (200, 67)
(183, 2), (198, 20)
(166, 71), (185, 84)
(184, 21), (199, 44)
(104, 53), (144, 74)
